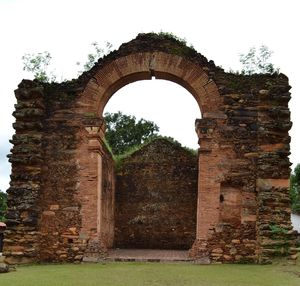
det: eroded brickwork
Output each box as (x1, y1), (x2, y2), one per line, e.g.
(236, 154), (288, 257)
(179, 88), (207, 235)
(5, 82), (45, 264)
(4, 33), (296, 264)
(190, 74), (296, 263)
(115, 139), (197, 249)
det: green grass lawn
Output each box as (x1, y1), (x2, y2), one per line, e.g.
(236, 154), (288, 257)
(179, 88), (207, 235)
(1, 261), (300, 286)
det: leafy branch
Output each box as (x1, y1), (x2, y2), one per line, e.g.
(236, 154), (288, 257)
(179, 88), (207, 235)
(22, 51), (56, 83)
(239, 45), (279, 75)
(76, 41), (112, 73)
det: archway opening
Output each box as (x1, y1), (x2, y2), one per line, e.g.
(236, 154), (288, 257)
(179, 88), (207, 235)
(103, 79), (201, 150)
(103, 79), (201, 250)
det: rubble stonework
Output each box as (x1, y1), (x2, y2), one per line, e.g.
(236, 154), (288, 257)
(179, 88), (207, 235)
(4, 33), (297, 264)
(115, 138), (198, 250)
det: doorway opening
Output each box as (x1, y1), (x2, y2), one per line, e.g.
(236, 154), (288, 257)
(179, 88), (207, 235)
(103, 79), (200, 251)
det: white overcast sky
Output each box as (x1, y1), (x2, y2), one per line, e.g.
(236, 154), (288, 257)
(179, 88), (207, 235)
(0, 0), (299, 192)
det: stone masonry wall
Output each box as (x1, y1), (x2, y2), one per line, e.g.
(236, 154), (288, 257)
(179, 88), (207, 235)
(38, 83), (83, 262)
(115, 139), (198, 250)
(5, 81), (45, 264)
(256, 80), (297, 263)
(190, 73), (296, 263)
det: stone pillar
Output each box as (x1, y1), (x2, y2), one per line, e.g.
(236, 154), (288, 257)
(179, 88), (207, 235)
(256, 83), (297, 263)
(189, 116), (223, 262)
(4, 80), (45, 264)
(97, 152), (103, 237)
(80, 121), (115, 261)
(77, 125), (103, 239)
(195, 117), (221, 240)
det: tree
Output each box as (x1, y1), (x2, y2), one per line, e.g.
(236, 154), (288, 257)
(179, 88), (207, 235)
(76, 41), (112, 73)
(290, 164), (300, 214)
(0, 191), (7, 221)
(22, 42), (113, 82)
(239, 45), (279, 75)
(104, 111), (159, 155)
(22, 51), (56, 82)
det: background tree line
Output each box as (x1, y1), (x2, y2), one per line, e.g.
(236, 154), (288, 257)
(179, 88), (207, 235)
(0, 191), (7, 221)
(290, 164), (300, 214)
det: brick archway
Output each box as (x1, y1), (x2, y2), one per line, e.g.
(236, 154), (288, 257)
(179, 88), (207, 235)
(5, 33), (296, 264)
(79, 51), (222, 115)
(76, 50), (225, 252)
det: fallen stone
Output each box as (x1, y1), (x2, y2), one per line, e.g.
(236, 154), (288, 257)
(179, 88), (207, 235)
(0, 263), (9, 273)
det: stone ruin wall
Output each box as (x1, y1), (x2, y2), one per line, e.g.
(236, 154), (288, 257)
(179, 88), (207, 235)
(3, 33), (297, 264)
(190, 73), (295, 263)
(114, 139), (198, 250)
